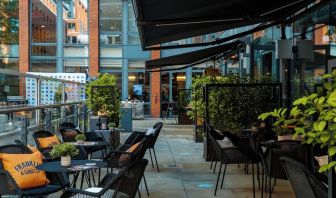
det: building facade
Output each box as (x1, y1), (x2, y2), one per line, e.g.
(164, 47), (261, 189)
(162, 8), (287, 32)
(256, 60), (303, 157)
(1, 0), (335, 117)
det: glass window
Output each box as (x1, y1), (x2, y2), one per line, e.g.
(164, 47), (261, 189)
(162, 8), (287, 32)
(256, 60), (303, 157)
(31, 1), (57, 43)
(128, 72), (150, 101)
(100, 0), (123, 45)
(128, 2), (140, 45)
(0, 0), (19, 71)
(31, 59), (56, 72)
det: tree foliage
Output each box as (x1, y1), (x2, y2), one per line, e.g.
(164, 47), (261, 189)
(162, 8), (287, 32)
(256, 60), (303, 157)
(259, 70), (336, 173)
(86, 73), (120, 126)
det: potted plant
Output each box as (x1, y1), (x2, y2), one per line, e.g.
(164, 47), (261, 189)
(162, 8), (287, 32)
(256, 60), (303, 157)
(258, 108), (297, 141)
(50, 143), (79, 166)
(259, 71), (336, 173)
(75, 134), (86, 144)
(86, 73), (120, 127)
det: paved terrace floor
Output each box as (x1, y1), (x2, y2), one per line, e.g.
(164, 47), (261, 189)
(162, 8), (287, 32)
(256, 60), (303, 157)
(2, 119), (295, 198)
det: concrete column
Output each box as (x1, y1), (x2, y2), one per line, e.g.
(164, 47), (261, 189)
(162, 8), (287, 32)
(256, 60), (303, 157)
(56, 0), (64, 72)
(186, 67), (192, 89)
(122, 59), (129, 100)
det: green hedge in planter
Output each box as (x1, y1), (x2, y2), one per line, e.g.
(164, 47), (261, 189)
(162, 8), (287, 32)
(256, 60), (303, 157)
(188, 74), (277, 134)
(86, 73), (120, 126)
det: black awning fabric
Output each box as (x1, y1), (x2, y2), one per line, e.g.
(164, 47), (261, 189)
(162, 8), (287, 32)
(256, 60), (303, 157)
(133, 0), (316, 48)
(146, 41), (242, 71)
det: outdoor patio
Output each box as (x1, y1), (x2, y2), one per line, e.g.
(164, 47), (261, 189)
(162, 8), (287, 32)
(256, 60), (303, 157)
(44, 119), (294, 198)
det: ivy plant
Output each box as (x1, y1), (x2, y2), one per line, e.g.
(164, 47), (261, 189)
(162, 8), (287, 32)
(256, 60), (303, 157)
(259, 70), (336, 173)
(86, 73), (120, 126)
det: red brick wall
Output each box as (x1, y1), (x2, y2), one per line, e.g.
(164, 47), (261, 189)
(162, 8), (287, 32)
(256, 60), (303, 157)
(150, 50), (161, 118)
(19, 0), (29, 73)
(89, 1), (99, 77)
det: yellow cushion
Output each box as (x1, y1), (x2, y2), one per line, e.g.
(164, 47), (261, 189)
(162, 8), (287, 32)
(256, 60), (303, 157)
(37, 135), (61, 148)
(126, 142), (142, 153)
(27, 145), (44, 159)
(0, 152), (50, 189)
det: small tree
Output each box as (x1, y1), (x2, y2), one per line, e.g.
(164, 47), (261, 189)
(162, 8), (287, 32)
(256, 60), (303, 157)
(86, 73), (120, 126)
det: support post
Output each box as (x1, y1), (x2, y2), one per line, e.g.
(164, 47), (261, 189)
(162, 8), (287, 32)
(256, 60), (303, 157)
(56, 0), (64, 72)
(20, 116), (28, 145)
(45, 109), (52, 132)
(74, 105), (79, 126)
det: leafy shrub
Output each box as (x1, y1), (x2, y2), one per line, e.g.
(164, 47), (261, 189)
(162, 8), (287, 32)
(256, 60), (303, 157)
(50, 143), (79, 158)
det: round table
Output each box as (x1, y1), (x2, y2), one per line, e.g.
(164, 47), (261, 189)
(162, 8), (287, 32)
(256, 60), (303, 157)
(37, 160), (107, 173)
(37, 160), (107, 188)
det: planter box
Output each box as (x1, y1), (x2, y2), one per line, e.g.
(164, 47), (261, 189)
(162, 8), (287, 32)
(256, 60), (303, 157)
(178, 112), (193, 125)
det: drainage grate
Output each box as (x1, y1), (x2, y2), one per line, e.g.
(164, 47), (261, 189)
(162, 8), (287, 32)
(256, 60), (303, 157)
(163, 164), (183, 169)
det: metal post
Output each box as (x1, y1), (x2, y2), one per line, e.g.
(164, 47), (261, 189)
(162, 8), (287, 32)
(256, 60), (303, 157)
(121, 0), (129, 100)
(20, 115), (28, 145)
(83, 103), (88, 132)
(61, 107), (67, 123)
(250, 44), (255, 79)
(186, 67), (192, 89)
(45, 109), (52, 132)
(74, 105), (79, 126)
(36, 78), (41, 126)
(56, 0), (64, 72)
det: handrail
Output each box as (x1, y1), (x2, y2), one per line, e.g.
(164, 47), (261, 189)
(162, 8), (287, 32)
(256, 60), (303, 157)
(0, 101), (85, 114)
(0, 69), (86, 85)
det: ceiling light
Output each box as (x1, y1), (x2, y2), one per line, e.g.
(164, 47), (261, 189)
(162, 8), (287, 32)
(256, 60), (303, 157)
(128, 75), (136, 81)
(176, 75), (186, 81)
(41, 25), (45, 28)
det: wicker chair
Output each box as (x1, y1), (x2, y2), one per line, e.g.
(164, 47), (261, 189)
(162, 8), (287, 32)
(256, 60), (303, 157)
(104, 136), (151, 196)
(122, 122), (163, 172)
(0, 144), (68, 197)
(260, 140), (311, 196)
(280, 157), (327, 198)
(208, 125), (261, 197)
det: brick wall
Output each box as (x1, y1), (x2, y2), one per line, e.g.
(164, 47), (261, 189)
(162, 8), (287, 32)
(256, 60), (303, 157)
(150, 50), (161, 118)
(89, 1), (99, 77)
(19, 0), (29, 73)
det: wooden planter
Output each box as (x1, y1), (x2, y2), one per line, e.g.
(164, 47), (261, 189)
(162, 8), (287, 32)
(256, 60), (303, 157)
(178, 112), (193, 125)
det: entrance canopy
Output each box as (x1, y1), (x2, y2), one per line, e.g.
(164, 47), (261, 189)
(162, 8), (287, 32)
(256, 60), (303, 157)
(133, 0), (315, 49)
(146, 41), (243, 72)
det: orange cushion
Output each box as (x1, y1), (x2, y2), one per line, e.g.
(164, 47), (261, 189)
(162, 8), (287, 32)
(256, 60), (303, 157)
(37, 135), (61, 148)
(0, 152), (50, 189)
(27, 145), (44, 159)
(126, 142), (142, 153)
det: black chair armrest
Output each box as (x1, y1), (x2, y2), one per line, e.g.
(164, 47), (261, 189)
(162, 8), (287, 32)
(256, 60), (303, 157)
(62, 188), (103, 197)
(0, 170), (23, 195)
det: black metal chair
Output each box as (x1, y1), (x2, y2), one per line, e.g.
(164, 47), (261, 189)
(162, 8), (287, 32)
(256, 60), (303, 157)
(0, 144), (68, 197)
(208, 125), (261, 197)
(260, 140), (311, 197)
(122, 122), (163, 172)
(280, 157), (327, 198)
(61, 159), (148, 198)
(104, 137), (151, 196)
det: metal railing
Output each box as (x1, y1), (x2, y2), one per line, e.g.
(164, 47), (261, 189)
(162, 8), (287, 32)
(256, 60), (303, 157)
(0, 69), (87, 146)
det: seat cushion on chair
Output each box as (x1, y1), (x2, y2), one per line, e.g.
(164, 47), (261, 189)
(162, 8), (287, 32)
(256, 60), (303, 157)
(0, 152), (50, 189)
(70, 187), (129, 198)
(22, 184), (61, 196)
(217, 137), (235, 148)
(146, 127), (156, 136)
(37, 135), (61, 148)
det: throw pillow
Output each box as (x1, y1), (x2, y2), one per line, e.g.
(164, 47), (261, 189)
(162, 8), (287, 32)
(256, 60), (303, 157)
(146, 127), (156, 136)
(37, 135), (61, 148)
(0, 152), (49, 189)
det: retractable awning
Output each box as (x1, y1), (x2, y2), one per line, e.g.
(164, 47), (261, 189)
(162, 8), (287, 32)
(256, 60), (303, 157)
(133, 0), (316, 49)
(146, 41), (243, 72)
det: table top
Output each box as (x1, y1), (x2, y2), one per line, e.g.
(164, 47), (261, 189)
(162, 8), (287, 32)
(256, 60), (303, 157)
(68, 141), (107, 147)
(36, 160), (107, 173)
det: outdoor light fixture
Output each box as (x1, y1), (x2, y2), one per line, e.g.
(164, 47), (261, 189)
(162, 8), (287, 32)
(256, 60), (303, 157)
(176, 75), (186, 81)
(276, 26), (293, 59)
(128, 75), (136, 81)
(41, 25), (45, 28)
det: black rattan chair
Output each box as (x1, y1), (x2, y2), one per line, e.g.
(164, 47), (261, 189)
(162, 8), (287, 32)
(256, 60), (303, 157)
(122, 122), (163, 172)
(61, 159), (148, 198)
(260, 140), (311, 197)
(280, 157), (327, 198)
(0, 144), (67, 197)
(208, 125), (261, 197)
